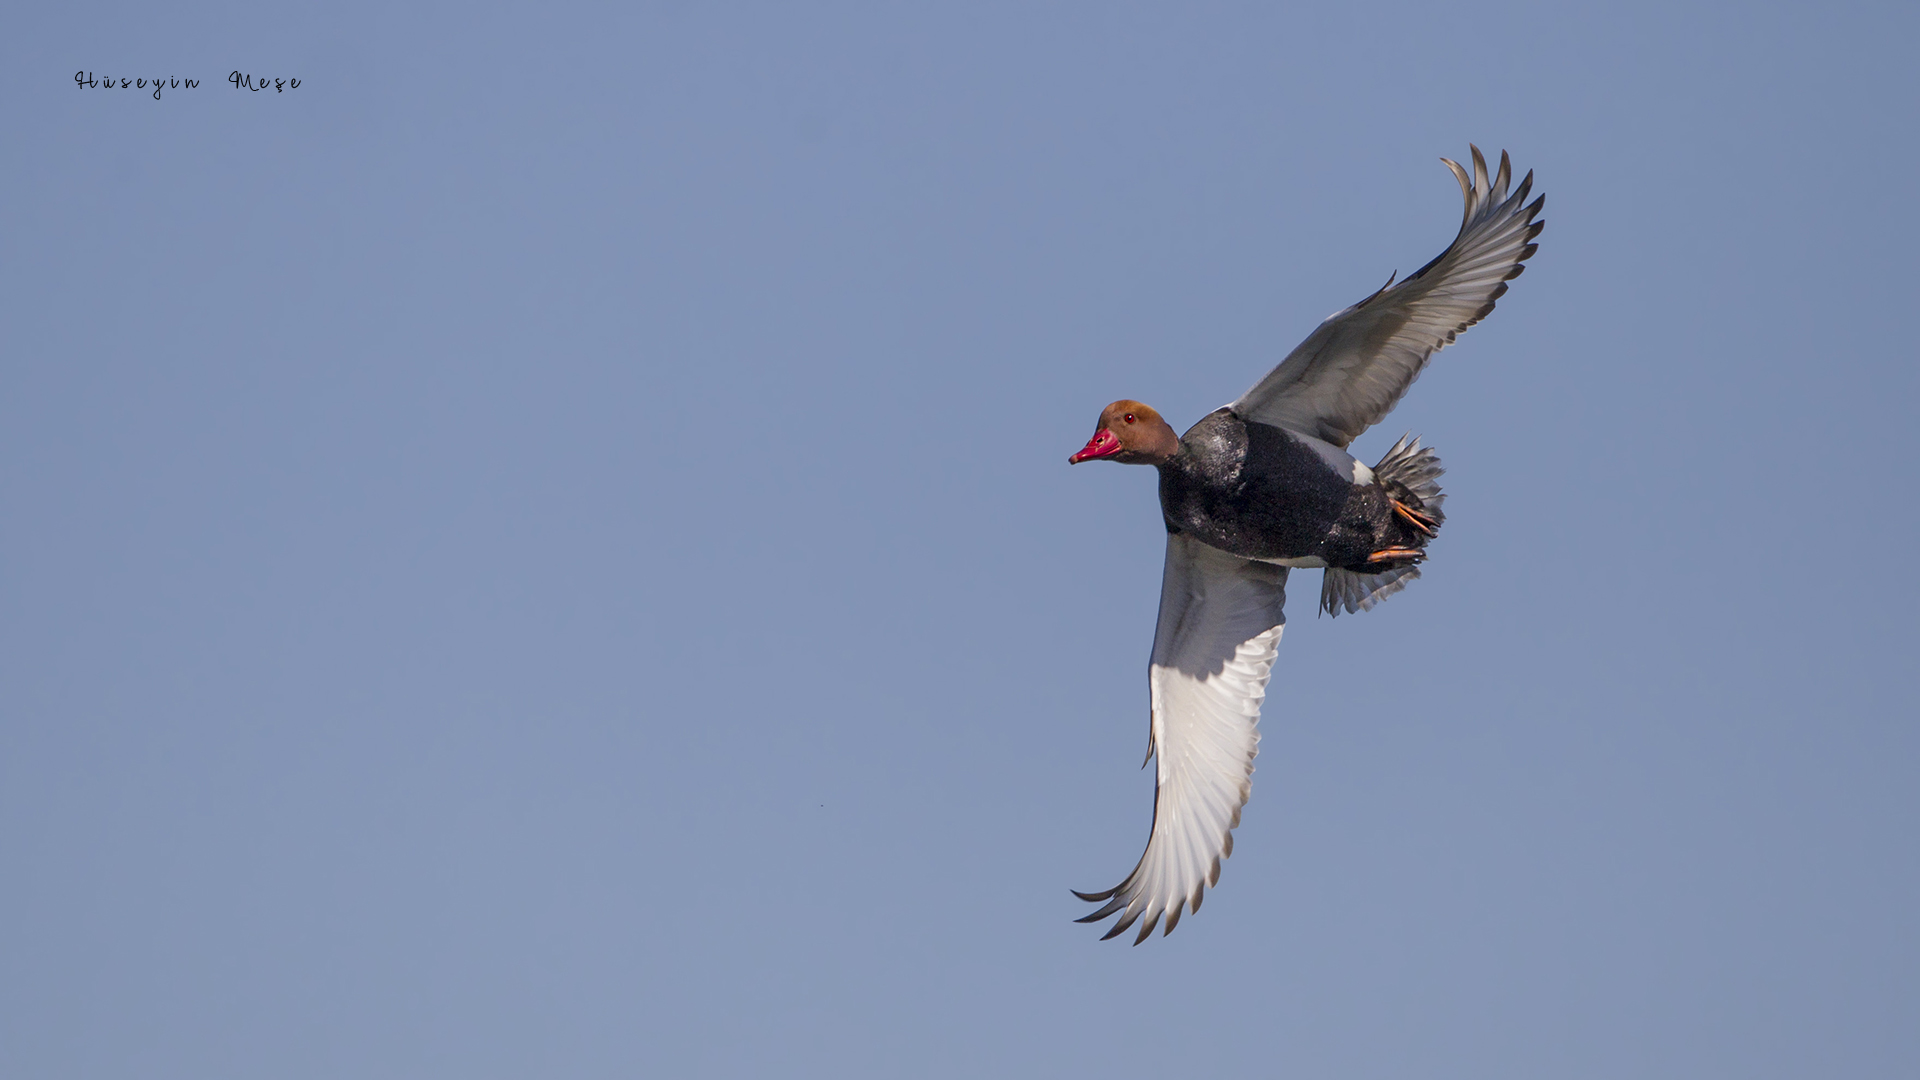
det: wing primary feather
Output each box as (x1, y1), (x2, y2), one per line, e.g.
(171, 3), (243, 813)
(1132, 911), (1161, 946)
(1103, 903), (1145, 941)
(1441, 157), (1472, 228)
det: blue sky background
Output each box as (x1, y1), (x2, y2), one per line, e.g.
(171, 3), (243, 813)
(5, 3), (1917, 1077)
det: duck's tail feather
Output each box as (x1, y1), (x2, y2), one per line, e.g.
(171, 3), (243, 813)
(1321, 435), (1445, 618)
(1321, 564), (1422, 617)
(1372, 433), (1445, 517)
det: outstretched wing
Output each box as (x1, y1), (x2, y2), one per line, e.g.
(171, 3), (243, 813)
(1075, 533), (1288, 943)
(1234, 145), (1546, 448)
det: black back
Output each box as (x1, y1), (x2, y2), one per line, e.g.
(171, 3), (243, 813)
(1158, 408), (1390, 565)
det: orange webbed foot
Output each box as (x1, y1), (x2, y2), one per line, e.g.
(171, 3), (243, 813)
(1366, 546), (1426, 564)
(1391, 498), (1439, 536)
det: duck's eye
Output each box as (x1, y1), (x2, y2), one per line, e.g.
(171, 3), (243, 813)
(1124, 413), (1136, 423)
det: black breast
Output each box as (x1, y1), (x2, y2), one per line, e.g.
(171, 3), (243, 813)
(1156, 408), (1365, 561)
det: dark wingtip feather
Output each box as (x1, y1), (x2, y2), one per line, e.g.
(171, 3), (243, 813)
(1469, 145), (1489, 200)
(1103, 906), (1144, 941)
(1076, 894), (1129, 922)
(1132, 911), (1161, 945)
(1440, 157), (1473, 230)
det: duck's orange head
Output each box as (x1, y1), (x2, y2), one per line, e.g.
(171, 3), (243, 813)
(1068, 400), (1179, 466)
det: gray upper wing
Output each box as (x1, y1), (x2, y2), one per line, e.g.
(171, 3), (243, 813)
(1233, 146), (1545, 448)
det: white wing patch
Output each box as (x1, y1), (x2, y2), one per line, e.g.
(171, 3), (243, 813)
(1075, 534), (1288, 943)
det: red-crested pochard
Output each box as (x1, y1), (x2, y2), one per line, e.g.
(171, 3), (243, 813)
(1069, 146), (1544, 943)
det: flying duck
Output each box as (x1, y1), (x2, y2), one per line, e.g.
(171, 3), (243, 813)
(1068, 146), (1544, 943)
